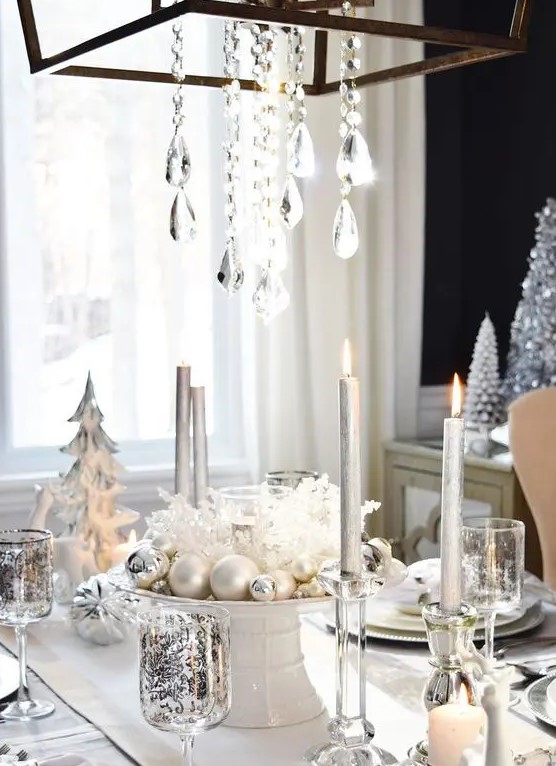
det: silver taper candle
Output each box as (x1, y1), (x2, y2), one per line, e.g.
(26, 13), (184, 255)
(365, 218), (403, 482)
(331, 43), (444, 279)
(192, 385), (208, 507)
(439, 373), (465, 613)
(175, 364), (192, 499)
(339, 340), (362, 576)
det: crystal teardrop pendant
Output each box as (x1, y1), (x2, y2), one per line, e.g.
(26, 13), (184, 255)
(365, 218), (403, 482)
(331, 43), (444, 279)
(336, 128), (375, 187)
(333, 198), (359, 259)
(217, 247), (244, 294)
(279, 175), (303, 229)
(287, 123), (315, 179)
(252, 269), (290, 323)
(166, 133), (191, 187)
(170, 188), (196, 243)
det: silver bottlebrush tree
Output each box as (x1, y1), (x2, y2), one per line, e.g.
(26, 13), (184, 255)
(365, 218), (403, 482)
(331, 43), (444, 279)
(504, 198), (556, 403)
(463, 313), (505, 430)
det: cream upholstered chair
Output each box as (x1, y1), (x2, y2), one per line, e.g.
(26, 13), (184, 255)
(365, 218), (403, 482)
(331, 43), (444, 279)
(509, 387), (556, 588)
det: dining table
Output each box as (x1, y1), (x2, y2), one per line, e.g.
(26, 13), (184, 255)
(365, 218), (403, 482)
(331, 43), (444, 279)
(0, 603), (555, 766)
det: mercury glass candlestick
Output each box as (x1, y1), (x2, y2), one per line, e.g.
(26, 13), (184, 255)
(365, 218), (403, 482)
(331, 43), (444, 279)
(175, 364), (192, 499)
(192, 385), (208, 507)
(439, 373), (465, 613)
(408, 602), (479, 766)
(305, 550), (396, 766)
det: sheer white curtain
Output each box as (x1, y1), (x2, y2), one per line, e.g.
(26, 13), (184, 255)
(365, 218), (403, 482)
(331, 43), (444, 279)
(252, 2), (425, 523)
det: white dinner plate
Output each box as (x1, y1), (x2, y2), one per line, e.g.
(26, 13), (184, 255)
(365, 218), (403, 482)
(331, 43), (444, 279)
(525, 675), (556, 729)
(367, 601), (524, 634)
(0, 655), (19, 701)
(361, 601), (544, 644)
(545, 676), (556, 716)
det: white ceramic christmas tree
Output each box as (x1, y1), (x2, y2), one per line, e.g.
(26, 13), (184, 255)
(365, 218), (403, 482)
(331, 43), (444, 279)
(45, 373), (138, 573)
(463, 313), (505, 430)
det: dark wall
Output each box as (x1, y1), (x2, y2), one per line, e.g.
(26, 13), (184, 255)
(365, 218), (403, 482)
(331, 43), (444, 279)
(421, 0), (556, 385)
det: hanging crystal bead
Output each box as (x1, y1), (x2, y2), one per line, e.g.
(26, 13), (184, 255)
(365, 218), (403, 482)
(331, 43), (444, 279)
(288, 122), (315, 179)
(336, 128), (375, 187)
(280, 175), (303, 229)
(252, 268), (290, 322)
(217, 247), (244, 294)
(332, 198), (359, 259)
(170, 188), (196, 243)
(166, 133), (191, 186)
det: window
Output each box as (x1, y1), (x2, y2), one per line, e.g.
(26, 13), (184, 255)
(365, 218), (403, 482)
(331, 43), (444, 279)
(0, 2), (250, 478)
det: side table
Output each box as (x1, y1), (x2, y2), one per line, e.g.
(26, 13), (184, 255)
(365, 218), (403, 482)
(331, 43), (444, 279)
(383, 439), (542, 578)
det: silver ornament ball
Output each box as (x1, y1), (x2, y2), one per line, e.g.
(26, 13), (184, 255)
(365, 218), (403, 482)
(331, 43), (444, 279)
(168, 552), (212, 600)
(361, 542), (385, 577)
(125, 545), (170, 589)
(210, 554), (260, 601)
(249, 574), (277, 602)
(291, 555), (318, 583)
(269, 569), (297, 600)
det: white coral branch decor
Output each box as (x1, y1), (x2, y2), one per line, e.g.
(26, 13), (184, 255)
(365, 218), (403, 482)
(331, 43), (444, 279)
(145, 475), (379, 571)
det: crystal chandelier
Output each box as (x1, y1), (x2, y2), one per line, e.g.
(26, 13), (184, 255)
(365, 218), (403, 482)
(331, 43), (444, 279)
(17, 0), (533, 320)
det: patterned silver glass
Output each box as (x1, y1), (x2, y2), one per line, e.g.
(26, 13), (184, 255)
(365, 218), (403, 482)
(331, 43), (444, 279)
(138, 605), (231, 766)
(0, 528), (54, 720)
(462, 517), (525, 661)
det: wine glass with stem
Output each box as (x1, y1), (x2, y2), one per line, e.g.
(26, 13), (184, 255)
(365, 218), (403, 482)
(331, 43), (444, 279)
(138, 604), (231, 766)
(0, 528), (55, 720)
(462, 517), (525, 661)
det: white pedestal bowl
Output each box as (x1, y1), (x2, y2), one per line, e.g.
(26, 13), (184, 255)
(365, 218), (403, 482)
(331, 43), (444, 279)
(116, 575), (331, 729)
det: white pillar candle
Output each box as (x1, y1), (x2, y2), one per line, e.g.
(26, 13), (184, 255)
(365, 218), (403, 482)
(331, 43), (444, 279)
(339, 339), (361, 576)
(428, 696), (485, 766)
(439, 373), (465, 613)
(111, 530), (138, 566)
(192, 385), (208, 508)
(175, 364), (192, 499)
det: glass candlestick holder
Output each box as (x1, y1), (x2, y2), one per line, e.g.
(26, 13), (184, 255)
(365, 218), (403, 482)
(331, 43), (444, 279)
(407, 602), (479, 765)
(305, 559), (397, 766)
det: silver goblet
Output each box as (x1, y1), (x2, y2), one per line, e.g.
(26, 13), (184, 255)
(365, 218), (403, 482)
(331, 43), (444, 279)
(0, 528), (55, 720)
(138, 605), (231, 766)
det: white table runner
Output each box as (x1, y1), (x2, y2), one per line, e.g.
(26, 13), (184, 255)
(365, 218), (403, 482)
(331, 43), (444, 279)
(0, 607), (554, 766)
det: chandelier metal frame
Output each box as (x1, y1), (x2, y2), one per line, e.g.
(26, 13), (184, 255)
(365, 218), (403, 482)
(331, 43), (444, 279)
(17, 0), (532, 94)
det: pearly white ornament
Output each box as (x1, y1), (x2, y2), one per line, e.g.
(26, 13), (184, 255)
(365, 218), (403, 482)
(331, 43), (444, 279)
(210, 554), (260, 601)
(149, 533), (177, 558)
(250, 574), (277, 602)
(125, 545), (170, 589)
(291, 555), (318, 583)
(306, 578), (327, 598)
(168, 552), (212, 600)
(269, 569), (297, 600)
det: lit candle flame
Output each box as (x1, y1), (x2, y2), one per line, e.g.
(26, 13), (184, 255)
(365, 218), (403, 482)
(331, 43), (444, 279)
(342, 339), (352, 377)
(458, 685), (471, 707)
(451, 373), (462, 418)
(128, 529), (137, 546)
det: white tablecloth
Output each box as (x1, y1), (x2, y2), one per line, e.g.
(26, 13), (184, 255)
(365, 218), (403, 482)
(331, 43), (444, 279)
(0, 606), (555, 766)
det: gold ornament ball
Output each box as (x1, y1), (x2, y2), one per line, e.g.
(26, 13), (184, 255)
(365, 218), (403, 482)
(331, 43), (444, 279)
(291, 555), (318, 583)
(149, 533), (177, 558)
(210, 554), (260, 601)
(306, 578), (326, 598)
(249, 574), (277, 602)
(269, 569), (297, 600)
(168, 552), (212, 599)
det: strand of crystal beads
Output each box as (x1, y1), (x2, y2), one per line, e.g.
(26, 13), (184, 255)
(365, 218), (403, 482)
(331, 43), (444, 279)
(280, 27), (314, 231)
(333, 0), (374, 259)
(167, 7), (196, 244)
(251, 26), (290, 322)
(217, 21), (244, 294)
